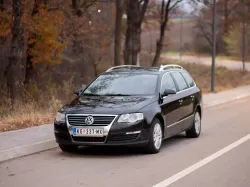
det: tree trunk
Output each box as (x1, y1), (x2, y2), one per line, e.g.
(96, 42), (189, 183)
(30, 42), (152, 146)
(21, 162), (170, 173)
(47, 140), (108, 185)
(114, 0), (124, 66)
(152, 36), (164, 67)
(124, 0), (148, 66)
(7, 0), (26, 108)
(152, 5), (169, 66)
(124, 0), (140, 65)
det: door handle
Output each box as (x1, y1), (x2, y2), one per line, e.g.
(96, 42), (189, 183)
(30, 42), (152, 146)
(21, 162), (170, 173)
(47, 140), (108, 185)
(179, 99), (183, 104)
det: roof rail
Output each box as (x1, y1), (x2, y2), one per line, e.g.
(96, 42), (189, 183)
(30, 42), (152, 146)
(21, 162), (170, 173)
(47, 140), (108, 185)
(106, 65), (141, 72)
(159, 64), (183, 71)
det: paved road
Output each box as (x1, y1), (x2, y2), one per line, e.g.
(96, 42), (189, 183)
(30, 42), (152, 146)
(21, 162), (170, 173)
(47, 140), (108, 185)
(165, 54), (250, 71)
(1, 97), (250, 187)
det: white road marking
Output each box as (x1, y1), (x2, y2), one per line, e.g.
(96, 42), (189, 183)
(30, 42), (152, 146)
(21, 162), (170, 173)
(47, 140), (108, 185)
(153, 134), (250, 187)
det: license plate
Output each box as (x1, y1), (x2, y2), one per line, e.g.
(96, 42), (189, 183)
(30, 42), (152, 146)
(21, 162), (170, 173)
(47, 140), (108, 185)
(73, 128), (104, 137)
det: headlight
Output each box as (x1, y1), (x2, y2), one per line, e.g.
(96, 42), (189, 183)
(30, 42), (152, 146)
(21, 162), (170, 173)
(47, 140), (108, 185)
(118, 113), (144, 123)
(55, 112), (65, 122)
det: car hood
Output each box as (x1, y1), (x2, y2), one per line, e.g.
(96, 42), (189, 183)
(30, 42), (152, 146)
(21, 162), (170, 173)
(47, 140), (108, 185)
(60, 95), (157, 115)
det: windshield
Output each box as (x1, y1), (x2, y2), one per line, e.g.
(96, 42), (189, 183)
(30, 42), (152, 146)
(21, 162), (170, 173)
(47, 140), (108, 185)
(83, 73), (158, 96)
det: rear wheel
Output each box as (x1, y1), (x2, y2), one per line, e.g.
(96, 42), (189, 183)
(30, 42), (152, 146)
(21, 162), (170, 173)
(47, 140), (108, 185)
(59, 144), (79, 153)
(146, 119), (163, 154)
(186, 111), (201, 138)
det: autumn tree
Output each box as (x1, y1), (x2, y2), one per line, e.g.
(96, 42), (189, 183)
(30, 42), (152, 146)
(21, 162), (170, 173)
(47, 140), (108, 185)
(124, 0), (149, 65)
(0, 0), (4, 12)
(25, 0), (47, 84)
(0, 0), (11, 43)
(24, 0), (66, 84)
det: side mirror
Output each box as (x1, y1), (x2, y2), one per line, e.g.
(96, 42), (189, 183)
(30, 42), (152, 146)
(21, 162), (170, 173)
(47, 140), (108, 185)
(74, 84), (86, 96)
(74, 88), (83, 96)
(161, 89), (176, 97)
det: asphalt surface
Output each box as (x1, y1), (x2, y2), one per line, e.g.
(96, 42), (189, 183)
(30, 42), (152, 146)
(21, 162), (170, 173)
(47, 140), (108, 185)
(1, 97), (250, 187)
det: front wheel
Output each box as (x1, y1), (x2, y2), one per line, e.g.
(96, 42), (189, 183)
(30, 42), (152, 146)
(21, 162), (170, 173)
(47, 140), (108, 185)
(186, 111), (201, 138)
(145, 119), (163, 154)
(59, 144), (79, 153)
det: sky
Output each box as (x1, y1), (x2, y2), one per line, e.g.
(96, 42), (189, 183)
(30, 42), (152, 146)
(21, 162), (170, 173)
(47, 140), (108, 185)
(155, 0), (203, 14)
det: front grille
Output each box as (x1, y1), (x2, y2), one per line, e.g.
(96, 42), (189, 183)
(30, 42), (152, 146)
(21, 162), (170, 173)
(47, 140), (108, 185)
(67, 115), (116, 126)
(108, 134), (139, 142)
(72, 136), (106, 143)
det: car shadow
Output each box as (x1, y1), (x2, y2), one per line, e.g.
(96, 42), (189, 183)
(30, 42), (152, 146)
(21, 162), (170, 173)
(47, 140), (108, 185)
(57, 133), (188, 158)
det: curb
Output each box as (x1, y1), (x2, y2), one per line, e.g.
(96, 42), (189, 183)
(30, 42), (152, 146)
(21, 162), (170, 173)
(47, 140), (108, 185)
(1, 90), (250, 163)
(0, 139), (57, 163)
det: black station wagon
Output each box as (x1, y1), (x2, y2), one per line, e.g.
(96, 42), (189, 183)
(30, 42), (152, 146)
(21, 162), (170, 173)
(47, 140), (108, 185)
(54, 64), (202, 154)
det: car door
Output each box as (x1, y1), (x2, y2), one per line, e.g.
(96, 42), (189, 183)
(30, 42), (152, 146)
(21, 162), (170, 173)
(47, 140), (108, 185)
(159, 72), (182, 137)
(170, 71), (191, 132)
(180, 71), (197, 129)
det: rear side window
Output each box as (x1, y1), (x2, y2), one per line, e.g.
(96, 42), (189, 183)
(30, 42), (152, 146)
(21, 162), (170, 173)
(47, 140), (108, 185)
(171, 72), (189, 91)
(160, 73), (177, 94)
(181, 72), (195, 87)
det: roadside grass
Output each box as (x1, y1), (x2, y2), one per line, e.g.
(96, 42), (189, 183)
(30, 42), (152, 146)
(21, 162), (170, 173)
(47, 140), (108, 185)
(216, 55), (250, 62)
(0, 104), (54, 132)
(165, 51), (210, 57)
(1, 60), (250, 132)
(0, 78), (77, 132)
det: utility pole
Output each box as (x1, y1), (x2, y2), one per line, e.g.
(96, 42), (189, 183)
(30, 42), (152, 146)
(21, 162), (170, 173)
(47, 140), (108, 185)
(211, 0), (216, 92)
(242, 0), (246, 70)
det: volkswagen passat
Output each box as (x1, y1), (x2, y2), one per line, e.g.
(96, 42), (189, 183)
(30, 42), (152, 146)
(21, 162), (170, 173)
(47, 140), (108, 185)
(54, 65), (202, 154)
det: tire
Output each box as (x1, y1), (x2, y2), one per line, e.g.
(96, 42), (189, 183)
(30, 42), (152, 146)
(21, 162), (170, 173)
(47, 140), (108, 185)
(186, 111), (201, 138)
(59, 144), (79, 153)
(145, 119), (163, 154)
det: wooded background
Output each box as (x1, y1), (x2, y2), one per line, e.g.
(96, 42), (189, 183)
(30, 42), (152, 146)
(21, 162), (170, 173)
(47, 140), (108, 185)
(0, 0), (250, 110)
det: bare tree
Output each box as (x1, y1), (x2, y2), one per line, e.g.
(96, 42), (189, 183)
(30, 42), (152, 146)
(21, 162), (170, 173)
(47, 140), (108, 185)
(124, 0), (149, 65)
(194, 0), (239, 55)
(7, 0), (26, 108)
(114, 0), (126, 66)
(152, 0), (183, 66)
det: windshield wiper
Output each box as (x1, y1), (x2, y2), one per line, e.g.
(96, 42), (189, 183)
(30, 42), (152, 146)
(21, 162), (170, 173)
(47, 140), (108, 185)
(82, 93), (100, 96)
(104, 94), (132, 96)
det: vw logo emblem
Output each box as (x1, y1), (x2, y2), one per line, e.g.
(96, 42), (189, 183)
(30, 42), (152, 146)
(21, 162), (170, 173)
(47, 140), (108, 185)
(85, 116), (94, 125)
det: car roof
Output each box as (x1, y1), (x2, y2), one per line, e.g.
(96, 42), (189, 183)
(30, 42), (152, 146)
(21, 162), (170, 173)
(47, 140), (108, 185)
(104, 65), (186, 75)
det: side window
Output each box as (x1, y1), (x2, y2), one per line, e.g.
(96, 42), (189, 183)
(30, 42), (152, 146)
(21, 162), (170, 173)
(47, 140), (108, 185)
(181, 72), (195, 87)
(160, 73), (177, 94)
(171, 72), (189, 91)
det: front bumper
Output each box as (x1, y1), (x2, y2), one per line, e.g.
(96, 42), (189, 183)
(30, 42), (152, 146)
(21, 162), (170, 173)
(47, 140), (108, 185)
(54, 120), (150, 147)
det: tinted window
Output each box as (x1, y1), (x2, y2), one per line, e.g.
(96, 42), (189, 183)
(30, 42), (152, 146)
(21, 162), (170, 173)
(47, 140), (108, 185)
(181, 72), (195, 87)
(160, 73), (177, 94)
(171, 72), (189, 91)
(83, 73), (158, 96)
